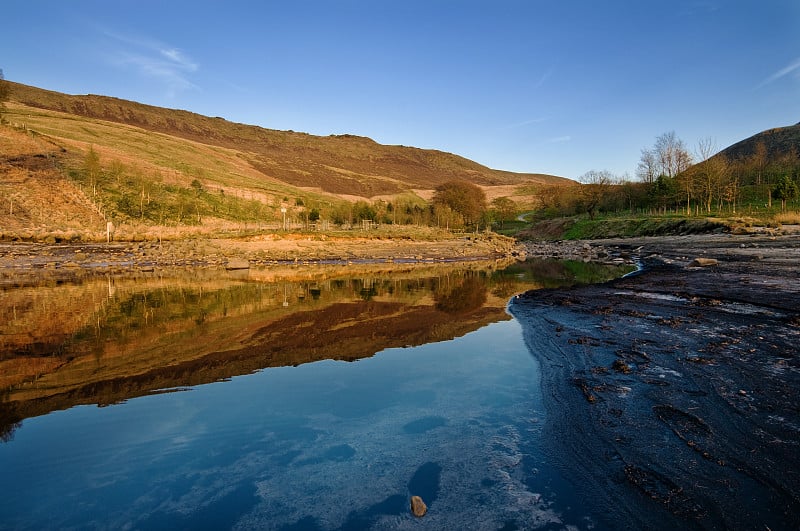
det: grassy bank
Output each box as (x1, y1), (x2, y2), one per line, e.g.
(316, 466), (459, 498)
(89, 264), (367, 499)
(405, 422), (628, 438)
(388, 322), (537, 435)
(517, 212), (798, 241)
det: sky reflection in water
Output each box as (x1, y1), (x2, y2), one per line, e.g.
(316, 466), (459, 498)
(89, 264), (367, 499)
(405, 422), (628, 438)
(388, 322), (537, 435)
(0, 260), (631, 529)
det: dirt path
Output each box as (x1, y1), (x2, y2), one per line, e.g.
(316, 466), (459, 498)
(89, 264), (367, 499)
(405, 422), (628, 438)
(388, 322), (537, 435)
(509, 233), (800, 529)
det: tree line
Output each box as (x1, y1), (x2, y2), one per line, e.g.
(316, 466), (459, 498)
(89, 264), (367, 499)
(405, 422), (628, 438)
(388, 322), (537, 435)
(76, 147), (515, 232)
(536, 131), (799, 220)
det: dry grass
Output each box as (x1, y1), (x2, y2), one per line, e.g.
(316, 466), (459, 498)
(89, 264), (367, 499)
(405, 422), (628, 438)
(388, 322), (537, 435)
(7, 80), (569, 197)
(772, 211), (800, 225)
(1, 80), (576, 241)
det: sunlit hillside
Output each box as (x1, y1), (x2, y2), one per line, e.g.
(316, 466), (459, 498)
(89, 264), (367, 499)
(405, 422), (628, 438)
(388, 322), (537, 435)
(0, 81), (571, 240)
(716, 122), (800, 161)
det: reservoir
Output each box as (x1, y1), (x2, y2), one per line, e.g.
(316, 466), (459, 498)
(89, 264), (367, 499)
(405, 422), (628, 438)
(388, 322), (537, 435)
(0, 259), (630, 529)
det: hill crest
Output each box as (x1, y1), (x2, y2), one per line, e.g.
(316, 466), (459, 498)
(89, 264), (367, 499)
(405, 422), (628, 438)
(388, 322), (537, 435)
(715, 122), (800, 162)
(6, 81), (569, 197)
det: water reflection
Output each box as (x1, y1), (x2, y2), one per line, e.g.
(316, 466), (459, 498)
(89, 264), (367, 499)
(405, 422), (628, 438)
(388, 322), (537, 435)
(0, 259), (632, 443)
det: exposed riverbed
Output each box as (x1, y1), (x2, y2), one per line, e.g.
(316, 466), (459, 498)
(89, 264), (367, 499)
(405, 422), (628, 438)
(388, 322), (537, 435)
(510, 232), (800, 529)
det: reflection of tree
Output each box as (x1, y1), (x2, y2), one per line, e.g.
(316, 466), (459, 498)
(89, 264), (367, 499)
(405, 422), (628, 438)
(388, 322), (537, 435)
(434, 273), (488, 315)
(0, 400), (22, 443)
(0, 421), (21, 443)
(355, 279), (378, 301)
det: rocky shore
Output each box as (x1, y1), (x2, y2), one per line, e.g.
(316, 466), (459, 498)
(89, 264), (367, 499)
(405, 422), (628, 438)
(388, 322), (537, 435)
(509, 232), (800, 529)
(519, 239), (634, 264)
(0, 232), (523, 284)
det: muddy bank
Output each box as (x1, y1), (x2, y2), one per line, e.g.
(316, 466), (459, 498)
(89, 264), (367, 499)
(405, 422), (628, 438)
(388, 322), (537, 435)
(0, 233), (523, 284)
(509, 233), (800, 530)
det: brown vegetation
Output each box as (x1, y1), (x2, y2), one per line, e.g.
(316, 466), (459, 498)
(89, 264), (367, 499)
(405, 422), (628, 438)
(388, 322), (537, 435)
(0, 81), (573, 241)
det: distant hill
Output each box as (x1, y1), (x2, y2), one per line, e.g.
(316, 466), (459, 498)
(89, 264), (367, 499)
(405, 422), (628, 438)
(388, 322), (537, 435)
(715, 122), (800, 162)
(6, 81), (569, 197)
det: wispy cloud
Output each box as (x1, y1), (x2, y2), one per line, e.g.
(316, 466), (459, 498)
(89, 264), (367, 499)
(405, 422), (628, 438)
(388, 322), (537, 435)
(533, 69), (553, 90)
(677, 2), (721, 17)
(758, 57), (800, 89)
(500, 116), (548, 130)
(101, 30), (199, 97)
(548, 135), (571, 143)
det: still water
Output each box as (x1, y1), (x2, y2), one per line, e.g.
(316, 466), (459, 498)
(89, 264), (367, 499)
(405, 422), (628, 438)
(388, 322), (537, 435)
(0, 260), (631, 530)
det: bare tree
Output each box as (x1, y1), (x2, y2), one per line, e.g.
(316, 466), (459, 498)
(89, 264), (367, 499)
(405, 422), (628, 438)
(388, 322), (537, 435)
(750, 141), (768, 186)
(696, 138), (717, 213)
(636, 148), (658, 183)
(638, 132), (695, 213)
(654, 131), (692, 178)
(693, 138), (732, 213)
(642, 131), (693, 213)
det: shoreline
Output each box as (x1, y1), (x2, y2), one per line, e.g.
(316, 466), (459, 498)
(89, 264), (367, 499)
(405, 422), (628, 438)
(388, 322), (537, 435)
(509, 232), (800, 529)
(3, 231), (798, 526)
(0, 232), (525, 283)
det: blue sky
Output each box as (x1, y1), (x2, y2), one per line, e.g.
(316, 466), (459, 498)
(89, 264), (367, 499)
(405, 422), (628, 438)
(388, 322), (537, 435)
(3, 1), (799, 180)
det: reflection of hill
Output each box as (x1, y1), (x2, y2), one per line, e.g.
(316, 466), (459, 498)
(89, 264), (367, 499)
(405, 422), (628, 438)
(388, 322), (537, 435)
(0, 259), (633, 441)
(0, 266), (514, 440)
(1, 296), (505, 441)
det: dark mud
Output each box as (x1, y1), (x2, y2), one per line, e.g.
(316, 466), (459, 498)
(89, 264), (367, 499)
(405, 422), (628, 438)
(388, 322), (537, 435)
(509, 233), (800, 530)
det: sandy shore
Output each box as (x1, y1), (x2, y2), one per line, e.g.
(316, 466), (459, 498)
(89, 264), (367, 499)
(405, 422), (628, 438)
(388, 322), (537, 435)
(510, 232), (800, 529)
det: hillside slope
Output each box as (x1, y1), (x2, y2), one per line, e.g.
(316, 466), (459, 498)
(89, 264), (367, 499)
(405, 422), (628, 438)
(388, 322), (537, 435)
(716, 122), (800, 161)
(6, 81), (569, 196)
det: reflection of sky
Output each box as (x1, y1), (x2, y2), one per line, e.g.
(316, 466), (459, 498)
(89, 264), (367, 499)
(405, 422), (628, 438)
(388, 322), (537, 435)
(0, 319), (590, 529)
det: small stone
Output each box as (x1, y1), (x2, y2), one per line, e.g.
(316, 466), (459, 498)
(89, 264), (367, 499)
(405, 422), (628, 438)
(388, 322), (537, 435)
(612, 359), (632, 374)
(410, 495), (427, 517)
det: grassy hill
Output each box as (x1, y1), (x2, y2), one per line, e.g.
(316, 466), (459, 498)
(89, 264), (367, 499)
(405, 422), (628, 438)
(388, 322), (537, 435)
(0, 81), (569, 240)
(716, 122), (800, 162)
(9, 82), (568, 194)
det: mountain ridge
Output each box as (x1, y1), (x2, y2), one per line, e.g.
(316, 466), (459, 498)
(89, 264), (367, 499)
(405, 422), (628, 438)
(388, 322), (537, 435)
(6, 81), (570, 197)
(714, 122), (800, 162)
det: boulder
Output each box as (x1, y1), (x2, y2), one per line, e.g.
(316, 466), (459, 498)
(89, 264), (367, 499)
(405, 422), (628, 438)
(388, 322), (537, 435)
(688, 257), (718, 267)
(410, 495), (427, 517)
(225, 258), (250, 270)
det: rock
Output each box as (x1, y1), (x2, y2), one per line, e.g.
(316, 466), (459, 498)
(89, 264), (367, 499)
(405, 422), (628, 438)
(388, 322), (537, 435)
(688, 257), (718, 267)
(410, 495), (427, 517)
(225, 258), (250, 270)
(612, 359), (632, 374)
